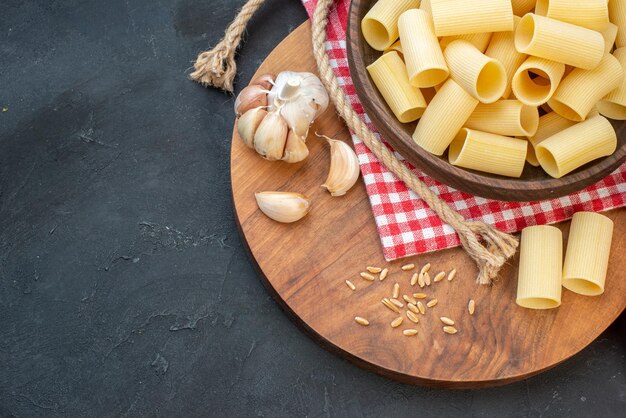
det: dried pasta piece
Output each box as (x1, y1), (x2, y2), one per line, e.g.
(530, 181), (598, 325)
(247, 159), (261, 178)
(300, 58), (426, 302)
(361, 0), (421, 51)
(528, 112), (576, 150)
(511, 0), (535, 16)
(525, 139), (540, 167)
(485, 16), (527, 98)
(597, 48), (626, 120)
(515, 14), (605, 70)
(548, 53), (624, 121)
(412, 79), (478, 155)
(448, 128), (528, 178)
(534, 0), (609, 32)
(429, 0), (513, 36)
(601, 23), (619, 54)
(562, 212), (614, 296)
(367, 52), (427, 123)
(535, 114), (617, 178)
(443, 40), (507, 103)
(511, 57), (565, 106)
(383, 40), (403, 57)
(516, 225), (562, 310)
(610, 0), (626, 48)
(440, 32), (493, 53)
(398, 9), (449, 88)
(465, 100), (539, 137)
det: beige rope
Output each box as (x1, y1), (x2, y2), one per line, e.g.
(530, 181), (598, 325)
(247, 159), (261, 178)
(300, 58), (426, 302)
(192, 0), (519, 284)
(190, 0), (267, 92)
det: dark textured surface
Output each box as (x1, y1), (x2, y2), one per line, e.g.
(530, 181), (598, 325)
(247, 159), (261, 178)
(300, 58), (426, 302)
(0, 1), (624, 417)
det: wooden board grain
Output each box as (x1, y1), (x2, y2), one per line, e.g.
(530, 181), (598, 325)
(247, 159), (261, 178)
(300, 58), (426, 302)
(230, 22), (626, 388)
(347, 0), (626, 202)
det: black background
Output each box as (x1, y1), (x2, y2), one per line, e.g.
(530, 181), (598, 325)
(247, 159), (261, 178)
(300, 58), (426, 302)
(1, 0), (624, 416)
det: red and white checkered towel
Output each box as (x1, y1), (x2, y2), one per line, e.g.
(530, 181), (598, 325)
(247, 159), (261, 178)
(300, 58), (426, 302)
(302, 0), (626, 261)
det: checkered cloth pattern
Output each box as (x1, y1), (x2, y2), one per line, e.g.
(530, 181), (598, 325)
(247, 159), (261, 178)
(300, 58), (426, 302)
(301, 0), (626, 261)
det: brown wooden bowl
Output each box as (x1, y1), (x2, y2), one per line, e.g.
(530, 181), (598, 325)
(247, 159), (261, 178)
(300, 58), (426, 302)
(347, 0), (626, 202)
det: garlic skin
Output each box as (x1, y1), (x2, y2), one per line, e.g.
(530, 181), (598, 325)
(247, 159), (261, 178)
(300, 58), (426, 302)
(237, 107), (268, 149)
(282, 130), (309, 163)
(320, 134), (360, 197)
(255, 191), (311, 223)
(234, 84), (268, 116)
(252, 73), (275, 90)
(267, 71), (329, 138)
(253, 110), (288, 161)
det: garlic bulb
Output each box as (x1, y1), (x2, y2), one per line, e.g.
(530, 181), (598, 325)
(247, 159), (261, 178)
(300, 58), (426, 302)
(319, 134), (360, 197)
(234, 84), (268, 116)
(255, 191), (311, 223)
(237, 107), (268, 149)
(234, 71), (328, 163)
(253, 109), (288, 161)
(267, 71), (329, 138)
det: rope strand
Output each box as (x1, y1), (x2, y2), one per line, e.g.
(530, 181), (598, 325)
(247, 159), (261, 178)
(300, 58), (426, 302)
(191, 0), (267, 92)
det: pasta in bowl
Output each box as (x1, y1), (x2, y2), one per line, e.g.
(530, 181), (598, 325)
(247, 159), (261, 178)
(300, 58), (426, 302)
(347, 0), (626, 201)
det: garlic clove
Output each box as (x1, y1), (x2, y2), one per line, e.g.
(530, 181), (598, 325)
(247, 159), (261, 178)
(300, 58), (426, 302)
(255, 191), (311, 223)
(282, 131), (309, 163)
(252, 73), (275, 90)
(253, 110), (288, 161)
(319, 134), (360, 197)
(237, 107), (268, 149)
(280, 102), (314, 138)
(234, 84), (268, 116)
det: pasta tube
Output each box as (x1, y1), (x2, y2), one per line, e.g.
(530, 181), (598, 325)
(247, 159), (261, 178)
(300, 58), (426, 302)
(412, 79), (479, 155)
(534, 0), (610, 32)
(465, 100), (539, 137)
(525, 139), (540, 167)
(562, 212), (614, 296)
(443, 40), (507, 103)
(511, 0), (535, 16)
(597, 48), (626, 120)
(516, 225), (563, 310)
(535, 114), (617, 178)
(383, 40), (403, 57)
(528, 112), (576, 148)
(361, 0), (421, 51)
(515, 14), (605, 70)
(448, 129), (528, 177)
(440, 32), (493, 53)
(429, 0), (514, 36)
(485, 16), (528, 98)
(367, 52), (428, 123)
(511, 57), (565, 106)
(398, 9), (449, 88)
(548, 53), (624, 121)
(601, 23), (618, 54)
(609, 0), (626, 48)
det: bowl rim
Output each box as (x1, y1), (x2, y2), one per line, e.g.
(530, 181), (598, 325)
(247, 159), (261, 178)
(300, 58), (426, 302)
(346, 0), (626, 202)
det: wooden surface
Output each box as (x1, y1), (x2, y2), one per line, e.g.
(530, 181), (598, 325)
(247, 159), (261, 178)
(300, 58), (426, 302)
(347, 0), (626, 202)
(231, 22), (626, 388)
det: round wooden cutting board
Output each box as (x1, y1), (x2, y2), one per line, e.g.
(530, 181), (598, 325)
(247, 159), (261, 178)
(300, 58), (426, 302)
(230, 22), (626, 388)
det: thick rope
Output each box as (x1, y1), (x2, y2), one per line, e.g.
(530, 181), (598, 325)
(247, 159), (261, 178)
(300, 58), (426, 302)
(192, 0), (519, 284)
(311, 0), (518, 284)
(190, 0), (267, 92)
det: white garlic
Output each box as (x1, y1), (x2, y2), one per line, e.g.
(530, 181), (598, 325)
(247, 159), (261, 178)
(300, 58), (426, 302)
(237, 107), (268, 149)
(255, 191), (311, 223)
(252, 73), (275, 90)
(234, 84), (268, 116)
(267, 71), (329, 138)
(253, 109), (288, 161)
(318, 134), (360, 197)
(282, 130), (309, 163)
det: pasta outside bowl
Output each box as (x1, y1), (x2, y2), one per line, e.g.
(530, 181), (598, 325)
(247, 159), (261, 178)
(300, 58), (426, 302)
(347, 0), (626, 202)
